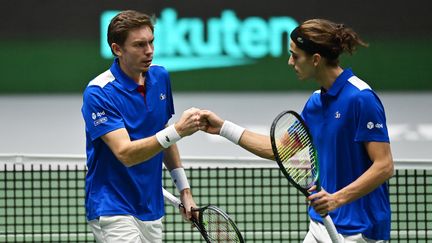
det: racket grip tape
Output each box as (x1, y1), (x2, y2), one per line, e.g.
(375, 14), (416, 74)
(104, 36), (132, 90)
(162, 188), (182, 208)
(322, 215), (343, 243)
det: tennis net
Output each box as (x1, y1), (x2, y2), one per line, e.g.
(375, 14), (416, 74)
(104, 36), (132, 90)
(0, 155), (431, 242)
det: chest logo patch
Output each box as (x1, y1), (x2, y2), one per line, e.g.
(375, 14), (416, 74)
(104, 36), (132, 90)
(335, 111), (341, 119)
(160, 93), (166, 100)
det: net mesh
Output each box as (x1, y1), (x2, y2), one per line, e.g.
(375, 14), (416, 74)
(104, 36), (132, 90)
(0, 157), (431, 242)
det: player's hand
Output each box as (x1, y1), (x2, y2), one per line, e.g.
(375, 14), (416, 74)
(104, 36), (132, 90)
(197, 110), (224, 135)
(307, 185), (339, 215)
(179, 188), (198, 222)
(175, 107), (201, 137)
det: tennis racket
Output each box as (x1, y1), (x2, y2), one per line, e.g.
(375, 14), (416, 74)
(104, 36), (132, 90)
(162, 188), (245, 243)
(270, 110), (342, 243)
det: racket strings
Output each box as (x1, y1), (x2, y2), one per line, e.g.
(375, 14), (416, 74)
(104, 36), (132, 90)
(202, 209), (241, 242)
(286, 146), (314, 184)
(275, 115), (317, 188)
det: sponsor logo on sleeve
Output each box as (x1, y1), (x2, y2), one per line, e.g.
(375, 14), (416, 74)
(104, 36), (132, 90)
(92, 110), (108, 126)
(367, 121), (383, 130)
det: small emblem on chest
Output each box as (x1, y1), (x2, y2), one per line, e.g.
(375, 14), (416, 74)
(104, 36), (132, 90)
(160, 93), (166, 100)
(335, 111), (341, 119)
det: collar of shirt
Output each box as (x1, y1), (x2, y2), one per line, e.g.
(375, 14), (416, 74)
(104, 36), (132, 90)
(110, 58), (148, 92)
(321, 68), (354, 97)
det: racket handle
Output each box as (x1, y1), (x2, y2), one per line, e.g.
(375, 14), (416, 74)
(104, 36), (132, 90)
(162, 188), (182, 208)
(322, 214), (343, 243)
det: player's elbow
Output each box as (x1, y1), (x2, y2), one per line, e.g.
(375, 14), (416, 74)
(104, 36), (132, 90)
(266, 152), (276, 161)
(381, 158), (394, 181)
(387, 161), (395, 179)
(116, 148), (137, 167)
(116, 154), (133, 167)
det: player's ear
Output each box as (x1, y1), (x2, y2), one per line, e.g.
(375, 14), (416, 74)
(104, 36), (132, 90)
(111, 43), (123, 57)
(312, 53), (321, 67)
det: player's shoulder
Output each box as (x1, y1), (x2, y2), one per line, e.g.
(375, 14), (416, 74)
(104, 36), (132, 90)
(83, 70), (116, 98)
(305, 89), (321, 101)
(87, 69), (116, 89)
(304, 89), (322, 109)
(308, 89), (321, 101)
(149, 64), (169, 75)
(347, 76), (372, 92)
(345, 76), (384, 108)
(345, 75), (378, 99)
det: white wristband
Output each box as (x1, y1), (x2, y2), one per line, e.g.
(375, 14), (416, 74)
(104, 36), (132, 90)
(170, 168), (190, 192)
(220, 120), (245, 144)
(156, 124), (181, 148)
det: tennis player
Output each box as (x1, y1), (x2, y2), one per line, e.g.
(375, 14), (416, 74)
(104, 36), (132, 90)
(81, 10), (200, 242)
(199, 19), (394, 242)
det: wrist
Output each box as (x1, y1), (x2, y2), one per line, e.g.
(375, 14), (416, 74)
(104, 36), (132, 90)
(156, 124), (181, 148)
(220, 120), (245, 144)
(333, 190), (346, 208)
(173, 123), (183, 137)
(180, 187), (192, 196)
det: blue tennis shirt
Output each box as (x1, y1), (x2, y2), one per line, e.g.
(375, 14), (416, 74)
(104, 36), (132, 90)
(81, 59), (174, 221)
(301, 68), (391, 240)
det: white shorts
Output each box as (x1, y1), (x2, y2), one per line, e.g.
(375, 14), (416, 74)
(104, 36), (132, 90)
(88, 215), (163, 243)
(303, 219), (389, 243)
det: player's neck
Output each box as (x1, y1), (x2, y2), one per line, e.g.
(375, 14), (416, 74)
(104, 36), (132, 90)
(316, 66), (343, 91)
(119, 61), (146, 85)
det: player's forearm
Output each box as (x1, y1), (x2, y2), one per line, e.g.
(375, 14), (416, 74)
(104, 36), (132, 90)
(116, 136), (164, 166)
(238, 130), (275, 160)
(118, 123), (185, 166)
(163, 144), (182, 171)
(334, 157), (394, 206)
(216, 120), (274, 160)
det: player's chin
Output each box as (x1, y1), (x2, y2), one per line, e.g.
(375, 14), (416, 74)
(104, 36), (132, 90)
(293, 70), (304, 80)
(297, 73), (310, 81)
(140, 66), (150, 73)
(296, 75), (306, 81)
(140, 62), (152, 72)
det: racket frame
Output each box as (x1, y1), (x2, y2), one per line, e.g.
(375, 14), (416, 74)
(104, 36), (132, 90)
(270, 110), (320, 197)
(162, 188), (245, 243)
(270, 110), (342, 243)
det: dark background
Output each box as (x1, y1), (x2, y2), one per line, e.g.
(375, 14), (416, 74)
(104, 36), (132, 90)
(1, 0), (431, 93)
